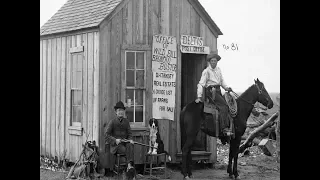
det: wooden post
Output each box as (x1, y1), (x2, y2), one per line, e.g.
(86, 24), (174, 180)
(239, 112), (279, 153)
(276, 93), (280, 162)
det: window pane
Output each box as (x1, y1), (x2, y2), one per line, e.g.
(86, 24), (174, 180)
(72, 56), (77, 69)
(126, 89), (134, 107)
(135, 106), (143, 122)
(136, 52), (144, 69)
(71, 55), (79, 89)
(126, 107), (134, 122)
(77, 56), (82, 71)
(76, 71), (82, 89)
(72, 71), (77, 88)
(72, 106), (82, 123)
(135, 90), (143, 105)
(126, 52), (135, 69)
(136, 70), (144, 87)
(72, 90), (82, 105)
(126, 70), (135, 87)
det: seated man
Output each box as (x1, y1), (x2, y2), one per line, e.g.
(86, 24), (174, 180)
(105, 101), (134, 173)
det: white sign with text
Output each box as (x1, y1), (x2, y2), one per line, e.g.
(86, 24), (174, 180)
(152, 35), (177, 72)
(152, 71), (176, 120)
(180, 35), (210, 54)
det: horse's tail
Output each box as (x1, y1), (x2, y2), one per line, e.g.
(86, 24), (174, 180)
(180, 105), (187, 150)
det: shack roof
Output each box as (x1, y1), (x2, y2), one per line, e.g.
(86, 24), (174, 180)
(40, 0), (223, 37)
(40, 0), (122, 36)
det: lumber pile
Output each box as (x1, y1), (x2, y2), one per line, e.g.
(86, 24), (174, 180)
(239, 112), (279, 155)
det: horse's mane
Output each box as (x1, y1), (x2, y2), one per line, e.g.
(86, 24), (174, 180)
(238, 84), (256, 99)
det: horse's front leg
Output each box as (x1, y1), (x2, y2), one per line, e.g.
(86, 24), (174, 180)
(187, 150), (193, 178)
(227, 139), (234, 178)
(181, 147), (189, 178)
(233, 137), (242, 179)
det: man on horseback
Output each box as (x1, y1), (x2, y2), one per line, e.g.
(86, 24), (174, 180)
(195, 52), (234, 139)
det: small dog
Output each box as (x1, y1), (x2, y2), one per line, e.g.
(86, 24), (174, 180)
(125, 161), (136, 180)
(148, 118), (171, 161)
(148, 118), (159, 154)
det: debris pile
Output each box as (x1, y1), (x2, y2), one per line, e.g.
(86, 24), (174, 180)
(40, 156), (68, 172)
(240, 111), (279, 155)
(66, 140), (100, 179)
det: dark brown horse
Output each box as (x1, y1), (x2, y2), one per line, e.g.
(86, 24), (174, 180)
(180, 79), (273, 179)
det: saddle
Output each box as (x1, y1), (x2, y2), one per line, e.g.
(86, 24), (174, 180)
(201, 86), (219, 137)
(203, 86), (218, 113)
(201, 86), (235, 139)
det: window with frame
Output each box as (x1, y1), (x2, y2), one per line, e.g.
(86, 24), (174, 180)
(71, 53), (83, 127)
(125, 51), (146, 125)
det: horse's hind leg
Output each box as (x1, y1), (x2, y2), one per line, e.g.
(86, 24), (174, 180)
(182, 134), (197, 178)
(227, 139), (234, 178)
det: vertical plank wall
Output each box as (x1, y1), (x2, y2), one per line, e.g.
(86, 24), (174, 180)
(97, 0), (219, 163)
(39, 0), (221, 163)
(98, 0), (156, 163)
(40, 30), (100, 161)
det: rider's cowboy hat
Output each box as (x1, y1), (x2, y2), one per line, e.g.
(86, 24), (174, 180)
(114, 101), (126, 110)
(206, 52), (221, 61)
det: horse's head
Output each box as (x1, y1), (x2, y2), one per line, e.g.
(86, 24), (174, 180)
(254, 78), (273, 109)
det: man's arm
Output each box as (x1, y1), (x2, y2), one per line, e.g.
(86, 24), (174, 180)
(197, 69), (208, 98)
(219, 68), (229, 91)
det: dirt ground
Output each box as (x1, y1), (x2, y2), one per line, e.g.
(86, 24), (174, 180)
(40, 141), (279, 180)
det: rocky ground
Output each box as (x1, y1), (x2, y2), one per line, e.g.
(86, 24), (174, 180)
(40, 139), (279, 180)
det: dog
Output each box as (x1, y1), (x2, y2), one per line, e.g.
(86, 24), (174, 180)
(148, 118), (172, 161)
(125, 161), (136, 180)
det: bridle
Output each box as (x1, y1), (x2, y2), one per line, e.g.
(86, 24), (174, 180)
(230, 83), (266, 107)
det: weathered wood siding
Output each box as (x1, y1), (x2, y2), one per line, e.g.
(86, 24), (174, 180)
(97, 0), (219, 163)
(40, 0), (220, 164)
(40, 31), (100, 162)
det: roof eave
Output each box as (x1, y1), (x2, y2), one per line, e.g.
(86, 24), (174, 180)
(188, 0), (223, 36)
(40, 26), (99, 39)
(97, 0), (129, 29)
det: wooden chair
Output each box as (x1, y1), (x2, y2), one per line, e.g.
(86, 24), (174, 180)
(113, 153), (127, 178)
(143, 153), (167, 178)
(113, 143), (135, 179)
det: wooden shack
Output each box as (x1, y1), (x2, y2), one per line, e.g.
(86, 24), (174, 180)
(40, 0), (223, 164)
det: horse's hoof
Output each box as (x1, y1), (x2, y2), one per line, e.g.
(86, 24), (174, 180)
(184, 175), (190, 179)
(234, 175), (241, 180)
(229, 174), (234, 179)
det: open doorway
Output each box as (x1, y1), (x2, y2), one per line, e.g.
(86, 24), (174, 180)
(181, 53), (207, 151)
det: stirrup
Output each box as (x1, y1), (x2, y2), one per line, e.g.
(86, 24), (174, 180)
(223, 129), (233, 136)
(226, 131), (233, 136)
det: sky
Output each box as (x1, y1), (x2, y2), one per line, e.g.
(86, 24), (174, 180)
(40, 0), (280, 93)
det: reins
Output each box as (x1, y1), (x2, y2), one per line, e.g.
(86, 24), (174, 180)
(230, 91), (255, 107)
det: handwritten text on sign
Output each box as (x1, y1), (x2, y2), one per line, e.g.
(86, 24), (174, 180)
(180, 35), (210, 54)
(152, 35), (177, 72)
(152, 71), (176, 120)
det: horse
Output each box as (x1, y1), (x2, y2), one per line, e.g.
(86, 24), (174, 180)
(180, 78), (274, 179)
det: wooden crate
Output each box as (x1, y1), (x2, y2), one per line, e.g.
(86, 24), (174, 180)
(258, 139), (275, 156)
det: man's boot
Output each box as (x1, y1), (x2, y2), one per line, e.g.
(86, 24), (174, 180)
(223, 115), (234, 138)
